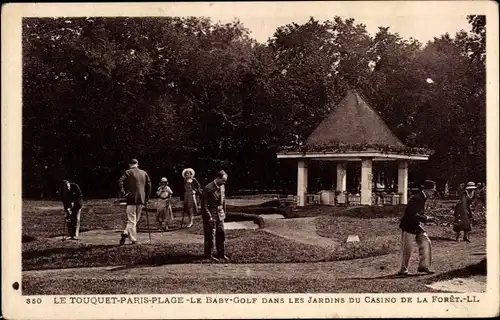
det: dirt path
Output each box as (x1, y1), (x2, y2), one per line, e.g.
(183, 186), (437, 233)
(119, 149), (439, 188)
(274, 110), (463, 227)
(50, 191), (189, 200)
(261, 217), (338, 250)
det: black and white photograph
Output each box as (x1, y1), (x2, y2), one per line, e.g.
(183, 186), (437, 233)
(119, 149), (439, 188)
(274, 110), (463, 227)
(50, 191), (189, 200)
(2, 1), (499, 319)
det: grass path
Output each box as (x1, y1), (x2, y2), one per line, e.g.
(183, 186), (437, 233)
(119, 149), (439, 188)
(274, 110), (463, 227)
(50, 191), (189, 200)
(22, 199), (487, 294)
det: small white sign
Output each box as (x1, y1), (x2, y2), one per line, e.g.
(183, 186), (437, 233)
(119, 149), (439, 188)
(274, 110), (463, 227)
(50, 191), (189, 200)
(346, 235), (360, 243)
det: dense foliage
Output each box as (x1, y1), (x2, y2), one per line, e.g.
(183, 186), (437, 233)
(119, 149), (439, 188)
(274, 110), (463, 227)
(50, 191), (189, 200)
(22, 16), (486, 198)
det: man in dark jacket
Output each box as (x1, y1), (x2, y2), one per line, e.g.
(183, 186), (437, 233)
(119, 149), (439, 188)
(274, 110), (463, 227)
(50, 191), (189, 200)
(118, 159), (152, 245)
(398, 180), (437, 275)
(201, 170), (228, 262)
(60, 180), (83, 240)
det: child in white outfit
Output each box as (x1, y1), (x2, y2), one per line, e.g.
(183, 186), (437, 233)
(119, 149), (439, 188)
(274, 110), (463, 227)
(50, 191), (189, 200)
(156, 177), (174, 231)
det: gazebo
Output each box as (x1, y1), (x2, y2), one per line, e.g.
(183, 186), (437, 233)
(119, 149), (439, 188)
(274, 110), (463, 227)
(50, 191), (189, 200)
(277, 89), (433, 206)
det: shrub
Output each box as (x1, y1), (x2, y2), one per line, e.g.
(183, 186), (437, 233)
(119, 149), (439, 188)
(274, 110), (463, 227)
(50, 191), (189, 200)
(334, 205), (407, 219)
(285, 205), (407, 219)
(226, 205), (284, 215)
(226, 212), (265, 228)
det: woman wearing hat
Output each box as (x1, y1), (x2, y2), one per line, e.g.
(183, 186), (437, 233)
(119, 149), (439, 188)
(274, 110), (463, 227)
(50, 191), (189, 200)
(453, 181), (477, 242)
(182, 168), (202, 228)
(156, 177), (174, 231)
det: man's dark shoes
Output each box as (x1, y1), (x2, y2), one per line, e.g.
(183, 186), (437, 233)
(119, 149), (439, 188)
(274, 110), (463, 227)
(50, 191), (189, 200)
(397, 270), (409, 276)
(205, 256), (219, 262)
(218, 255), (230, 262)
(119, 233), (128, 246)
(417, 267), (435, 274)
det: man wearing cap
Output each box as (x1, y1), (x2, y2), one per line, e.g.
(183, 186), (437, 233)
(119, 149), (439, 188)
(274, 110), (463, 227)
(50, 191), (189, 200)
(118, 159), (152, 245)
(201, 170), (229, 262)
(398, 180), (437, 275)
(156, 177), (174, 231)
(60, 180), (83, 240)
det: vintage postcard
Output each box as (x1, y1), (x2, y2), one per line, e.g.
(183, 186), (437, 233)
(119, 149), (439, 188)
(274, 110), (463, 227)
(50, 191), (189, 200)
(2, 1), (499, 319)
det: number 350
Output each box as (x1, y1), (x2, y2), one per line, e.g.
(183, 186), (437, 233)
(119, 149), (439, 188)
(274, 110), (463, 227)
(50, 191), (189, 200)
(26, 298), (42, 304)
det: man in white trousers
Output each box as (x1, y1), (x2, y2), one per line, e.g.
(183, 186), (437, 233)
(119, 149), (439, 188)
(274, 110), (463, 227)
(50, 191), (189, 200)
(118, 159), (152, 245)
(398, 180), (437, 275)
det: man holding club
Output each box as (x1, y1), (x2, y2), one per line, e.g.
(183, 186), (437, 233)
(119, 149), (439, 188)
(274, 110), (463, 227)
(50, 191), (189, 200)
(201, 170), (229, 262)
(118, 158), (152, 245)
(60, 180), (83, 240)
(398, 180), (438, 275)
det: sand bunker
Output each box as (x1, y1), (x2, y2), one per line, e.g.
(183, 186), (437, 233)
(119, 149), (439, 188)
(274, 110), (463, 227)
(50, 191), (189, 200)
(258, 214), (285, 220)
(225, 221), (259, 230)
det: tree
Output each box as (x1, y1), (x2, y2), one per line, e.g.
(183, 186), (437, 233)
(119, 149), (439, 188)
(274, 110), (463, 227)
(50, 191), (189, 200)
(22, 15), (487, 197)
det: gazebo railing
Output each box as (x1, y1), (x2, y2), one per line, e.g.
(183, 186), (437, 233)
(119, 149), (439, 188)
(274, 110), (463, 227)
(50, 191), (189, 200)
(296, 191), (405, 206)
(305, 193), (321, 205)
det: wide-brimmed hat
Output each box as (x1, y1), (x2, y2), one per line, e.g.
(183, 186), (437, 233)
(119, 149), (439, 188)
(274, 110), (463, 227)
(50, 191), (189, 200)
(160, 177), (168, 183)
(465, 181), (477, 190)
(182, 168), (195, 178)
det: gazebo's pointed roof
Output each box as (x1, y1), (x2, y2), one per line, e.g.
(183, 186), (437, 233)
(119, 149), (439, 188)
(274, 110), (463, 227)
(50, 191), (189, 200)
(305, 89), (405, 147)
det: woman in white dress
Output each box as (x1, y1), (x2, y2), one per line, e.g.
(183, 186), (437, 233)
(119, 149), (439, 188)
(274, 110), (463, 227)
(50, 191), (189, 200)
(182, 168), (202, 228)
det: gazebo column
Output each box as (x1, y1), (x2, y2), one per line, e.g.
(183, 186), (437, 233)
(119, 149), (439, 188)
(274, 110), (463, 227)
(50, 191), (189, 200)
(297, 159), (308, 207)
(360, 158), (373, 205)
(304, 160), (308, 194)
(336, 162), (347, 192)
(398, 160), (409, 205)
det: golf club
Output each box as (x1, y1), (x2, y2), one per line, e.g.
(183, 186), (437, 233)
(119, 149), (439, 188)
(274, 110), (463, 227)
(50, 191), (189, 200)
(62, 209), (70, 242)
(145, 200), (152, 243)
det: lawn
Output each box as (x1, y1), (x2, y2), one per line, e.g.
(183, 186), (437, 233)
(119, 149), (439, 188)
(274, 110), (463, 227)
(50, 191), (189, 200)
(21, 199), (411, 271)
(22, 274), (436, 295)
(315, 214), (485, 262)
(23, 229), (336, 271)
(21, 198), (487, 294)
(22, 198), (267, 240)
(22, 198), (334, 270)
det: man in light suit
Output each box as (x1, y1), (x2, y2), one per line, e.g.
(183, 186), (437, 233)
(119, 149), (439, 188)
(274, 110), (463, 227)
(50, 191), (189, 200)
(398, 180), (437, 275)
(201, 170), (228, 262)
(118, 159), (152, 245)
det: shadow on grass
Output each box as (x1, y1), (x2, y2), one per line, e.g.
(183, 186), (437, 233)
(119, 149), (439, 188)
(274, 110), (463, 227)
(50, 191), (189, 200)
(429, 236), (457, 242)
(428, 258), (486, 283)
(349, 273), (430, 280)
(22, 235), (37, 243)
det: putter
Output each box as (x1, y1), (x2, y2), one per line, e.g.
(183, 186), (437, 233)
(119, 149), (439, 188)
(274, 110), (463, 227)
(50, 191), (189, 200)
(145, 201), (152, 243)
(61, 217), (67, 242)
(62, 210), (69, 242)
